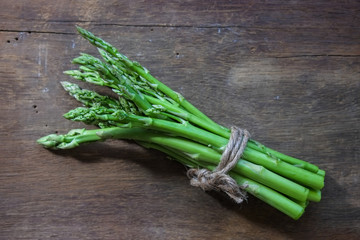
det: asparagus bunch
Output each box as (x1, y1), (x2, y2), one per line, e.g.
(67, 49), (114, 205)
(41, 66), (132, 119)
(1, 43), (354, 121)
(38, 27), (325, 220)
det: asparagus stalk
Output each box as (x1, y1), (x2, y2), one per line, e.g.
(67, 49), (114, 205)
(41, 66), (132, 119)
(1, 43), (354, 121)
(73, 27), (325, 175)
(247, 140), (320, 173)
(139, 141), (305, 220)
(60, 81), (123, 109)
(38, 127), (311, 202)
(37, 27), (325, 219)
(317, 169), (326, 177)
(62, 104), (324, 191)
(60, 80), (324, 195)
(307, 189), (321, 202)
(75, 26), (325, 175)
(69, 54), (155, 115)
(76, 26), (219, 125)
(37, 128), (305, 219)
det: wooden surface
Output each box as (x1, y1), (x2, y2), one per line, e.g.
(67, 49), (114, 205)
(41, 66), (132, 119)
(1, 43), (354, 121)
(1, 1), (359, 239)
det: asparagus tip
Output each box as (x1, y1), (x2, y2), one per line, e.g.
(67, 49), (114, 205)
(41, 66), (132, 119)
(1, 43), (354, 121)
(37, 134), (61, 149)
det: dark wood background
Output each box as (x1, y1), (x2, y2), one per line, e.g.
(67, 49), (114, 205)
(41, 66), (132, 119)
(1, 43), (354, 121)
(1, 1), (359, 239)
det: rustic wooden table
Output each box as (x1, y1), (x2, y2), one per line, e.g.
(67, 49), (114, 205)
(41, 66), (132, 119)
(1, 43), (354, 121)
(1, 1), (359, 239)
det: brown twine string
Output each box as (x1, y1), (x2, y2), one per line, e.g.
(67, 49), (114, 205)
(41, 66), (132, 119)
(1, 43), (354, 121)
(187, 126), (250, 203)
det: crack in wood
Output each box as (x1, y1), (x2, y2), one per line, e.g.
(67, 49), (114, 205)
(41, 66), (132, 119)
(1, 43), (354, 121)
(274, 54), (360, 58)
(0, 29), (75, 35)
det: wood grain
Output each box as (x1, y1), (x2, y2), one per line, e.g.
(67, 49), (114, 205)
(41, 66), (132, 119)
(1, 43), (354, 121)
(0, 1), (359, 239)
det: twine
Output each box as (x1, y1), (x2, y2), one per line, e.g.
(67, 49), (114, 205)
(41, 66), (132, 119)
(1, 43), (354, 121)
(187, 126), (250, 203)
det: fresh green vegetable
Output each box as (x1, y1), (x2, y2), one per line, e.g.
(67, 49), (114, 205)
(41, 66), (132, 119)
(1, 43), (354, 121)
(37, 27), (325, 220)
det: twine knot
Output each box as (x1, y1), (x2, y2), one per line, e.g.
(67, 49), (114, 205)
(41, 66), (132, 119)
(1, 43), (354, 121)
(187, 126), (250, 203)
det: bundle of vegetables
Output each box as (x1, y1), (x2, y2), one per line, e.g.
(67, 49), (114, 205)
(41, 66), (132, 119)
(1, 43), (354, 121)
(37, 27), (325, 220)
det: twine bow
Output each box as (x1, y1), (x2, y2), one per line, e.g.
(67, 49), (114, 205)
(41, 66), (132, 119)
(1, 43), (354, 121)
(187, 126), (250, 203)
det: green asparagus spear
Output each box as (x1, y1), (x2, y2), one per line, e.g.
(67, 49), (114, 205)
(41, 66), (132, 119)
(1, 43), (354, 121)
(37, 27), (325, 220)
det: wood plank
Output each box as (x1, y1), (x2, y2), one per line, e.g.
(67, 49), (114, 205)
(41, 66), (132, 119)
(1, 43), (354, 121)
(1, 0), (360, 32)
(0, 0), (359, 239)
